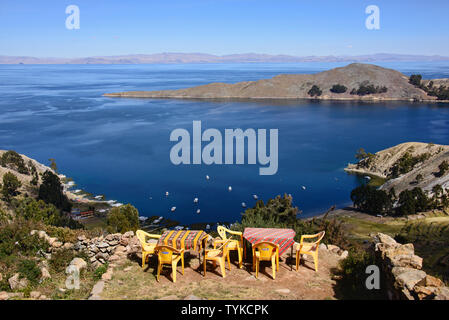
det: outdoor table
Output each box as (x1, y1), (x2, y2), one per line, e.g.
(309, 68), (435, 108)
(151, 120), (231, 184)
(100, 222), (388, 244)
(243, 227), (296, 270)
(157, 230), (209, 264)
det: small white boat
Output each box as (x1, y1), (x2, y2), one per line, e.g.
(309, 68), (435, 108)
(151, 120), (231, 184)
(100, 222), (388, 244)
(206, 224), (210, 230)
(171, 206), (176, 212)
(193, 198), (199, 203)
(196, 209), (201, 214)
(365, 176), (372, 180)
(253, 194), (258, 200)
(206, 175), (210, 180)
(241, 202), (247, 208)
(301, 186), (307, 190)
(165, 191), (169, 196)
(228, 186), (232, 192)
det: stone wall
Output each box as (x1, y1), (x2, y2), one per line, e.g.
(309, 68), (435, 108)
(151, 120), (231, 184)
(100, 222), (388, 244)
(373, 233), (449, 300)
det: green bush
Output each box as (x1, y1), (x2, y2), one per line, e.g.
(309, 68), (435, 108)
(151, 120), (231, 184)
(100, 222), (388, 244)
(38, 170), (72, 212)
(49, 249), (75, 273)
(18, 259), (41, 285)
(330, 84), (347, 94)
(1, 172), (22, 200)
(438, 160), (448, 177)
(308, 85), (322, 97)
(0, 150), (29, 175)
(93, 263), (108, 280)
(350, 82), (388, 96)
(350, 185), (393, 215)
(107, 204), (140, 233)
(389, 152), (430, 178)
(409, 74), (422, 87)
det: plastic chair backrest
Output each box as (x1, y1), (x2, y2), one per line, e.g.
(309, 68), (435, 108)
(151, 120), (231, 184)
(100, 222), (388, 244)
(136, 230), (148, 247)
(254, 242), (277, 260)
(217, 226), (228, 240)
(155, 245), (178, 264)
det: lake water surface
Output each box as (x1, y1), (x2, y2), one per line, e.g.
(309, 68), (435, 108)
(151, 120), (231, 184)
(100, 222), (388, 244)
(1, 62), (449, 224)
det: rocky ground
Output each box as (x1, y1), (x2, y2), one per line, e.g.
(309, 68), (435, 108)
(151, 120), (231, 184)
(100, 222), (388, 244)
(345, 142), (449, 194)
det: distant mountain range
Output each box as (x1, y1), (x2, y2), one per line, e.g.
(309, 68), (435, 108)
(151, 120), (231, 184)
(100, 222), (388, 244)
(1, 53), (449, 64)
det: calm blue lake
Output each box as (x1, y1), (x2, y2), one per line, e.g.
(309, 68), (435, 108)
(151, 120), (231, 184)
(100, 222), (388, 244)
(1, 62), (449, 224)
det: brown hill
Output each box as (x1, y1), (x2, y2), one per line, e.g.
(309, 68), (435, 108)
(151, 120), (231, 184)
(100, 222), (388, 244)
(104, 63), (436, 102)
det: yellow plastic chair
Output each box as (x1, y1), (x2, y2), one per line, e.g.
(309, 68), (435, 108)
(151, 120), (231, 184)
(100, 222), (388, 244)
(295, 231), (325, 272)
(136, 230), (162, 269)
(203, 240), (231, 278)
(252, 242), (279, 280)
(213, 226), (244, 268)
(154, 245), (185, 283)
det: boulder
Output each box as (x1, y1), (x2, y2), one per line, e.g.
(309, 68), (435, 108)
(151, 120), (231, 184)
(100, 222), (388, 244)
(318, 243), (327, 250)
(374, 233), (399, 248)
(77, 235), (87, 242)
(52, 241), (63, 248)
(47, 237), (57, 246)
(95, 252), (110, 261)
(8, 273), (28, 291)
(418, 275), (444, 288)
(327, 244), (340, 254)
(63, 243), (74, 250)
(30, 291), (41, 299)
(339, 250), (349, 259)
(70, 257), (88, 271)
(90, 280), (104, 297)
(0, 291), (9, 300)
(97, 242), (109, 249)
(435, 287), (449, 300)
(414, 286), (438, 300)
(184, 295), (202, 300)
(392, 267), (426, 291)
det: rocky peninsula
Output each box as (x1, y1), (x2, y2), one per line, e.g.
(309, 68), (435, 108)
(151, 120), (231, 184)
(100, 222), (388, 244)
(104, 63), (449, 102)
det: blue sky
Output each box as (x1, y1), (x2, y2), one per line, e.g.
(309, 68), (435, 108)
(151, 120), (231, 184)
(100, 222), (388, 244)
(1, 0), (449, 57)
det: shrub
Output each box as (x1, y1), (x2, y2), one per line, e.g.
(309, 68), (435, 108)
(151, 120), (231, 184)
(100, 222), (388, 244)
(49, 249), (75, 273)
(15, 198), (60, 225)
(18, 259), (41, 284)
(308, 85), (322, 97)
(438, 160), (448, 177)
(1, 172), (22, 200)
(330, 84), (347, 94)
(389, 152), (430, 178)
(409, 74), (422, 87)
(0, 150), (29, 174)
(396, 187), (430, 216)
(93, 263), (108, 280)
(350, 82), (388, 96)
(107, 204), (140, 233)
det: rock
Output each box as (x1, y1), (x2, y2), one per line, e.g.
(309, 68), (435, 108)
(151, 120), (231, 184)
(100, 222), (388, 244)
(435, 287), (449, 300)
(392, 267), (426, 291)
(318, 243), (327, 250)
(90, 280), (105, 297)
(184, 295), (202, 300)
(414, 286), (438, 300)
(418, 275), (444, 288)
(97, 242), (109, 249)
(30, 291), (41, 299)
(101, 270), (113, 281)
(123, 231), (134, 238)
(90, 245), (99, 253)
(39, 295), (48, 300)
(327, 244), (340, 254)
(47, 237), (57, 246)
(0, 291), (9, 300)
(70, 257), (87, 271)
(96, 252), (110, 261)
(389, 254), (423, 269)
(40, 267), (51, 280)
(108, 254), (121, 262)
(63, 243), (74, 250)
(8, 273), (28, 291)
(115, 245), (127, 253)
(52, 241), (63, 248)
(374, 233), (399, 248)
(275, 289), (291, 295)
(339, 250), (349, 259)
(38, 230), (47, 239)
(77, 235), (87, 242)
(107, 240), (120, 246)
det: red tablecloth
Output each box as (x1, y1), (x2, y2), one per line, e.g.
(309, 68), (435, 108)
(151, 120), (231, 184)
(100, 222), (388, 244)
(243, 227), (296, 256)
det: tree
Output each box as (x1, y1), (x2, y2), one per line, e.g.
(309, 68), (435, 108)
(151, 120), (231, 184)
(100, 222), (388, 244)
(396, 187), (430, 216)
(438, 160), (448, 177)
(409, 74), (422, 87)
(48, 158), (58, 173)
(38, 170), (71, 212)
(330, 84), (347, 94)
(241, 194), (299, 226)
(308, 85), (322, 97)
(107, 204), (140, 233)
(350, 185), (392, 215)
(1, 172), (22, 200)
(0, 150), (29, 174)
